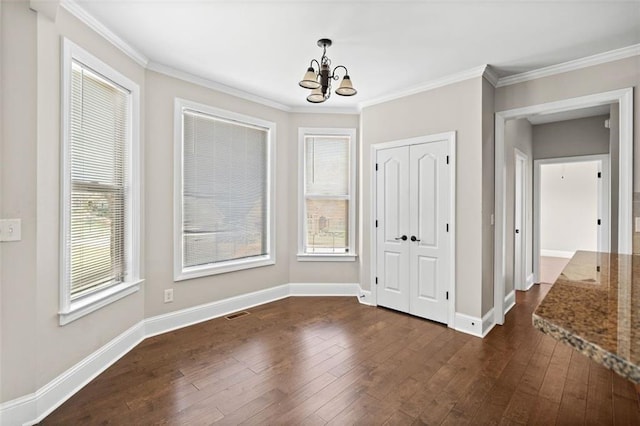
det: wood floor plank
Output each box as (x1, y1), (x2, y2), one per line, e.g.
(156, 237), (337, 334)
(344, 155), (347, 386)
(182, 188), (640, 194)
(39, 292), (640, 426)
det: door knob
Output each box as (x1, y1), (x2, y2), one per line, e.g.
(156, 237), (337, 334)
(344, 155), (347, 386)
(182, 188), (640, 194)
(395, 235), (408, 241)
(515, 229), (520, 234)
(411, 235), (420, 242)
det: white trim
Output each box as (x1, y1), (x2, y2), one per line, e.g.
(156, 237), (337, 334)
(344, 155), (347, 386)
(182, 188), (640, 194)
(494, 88), (633, 327)
(59, 38), (142, 325)
(496, 44), (640, 87)
(359, 65), (489, 109)
(504, 290), (516, 315)
(59, 0), (148, 67)
(533, 154), (610, 282)
(289, 106), (360, 114)
(526, 273), (535, 290)
(357, 290), (374, 306)
(148, 62), (292, 113)
(145, 284), (291, 337)
(454, 310), (495, 338)
(297, 127), (357, 260)
(0, 283), (363, 425)
(370, 131), (456, 328)
(0, 322), (145, 426)
(540, 249), (575, 259)
(482, 66), (500, 87)
(296, 254), (357, 262)
(173, 98), (277, 281)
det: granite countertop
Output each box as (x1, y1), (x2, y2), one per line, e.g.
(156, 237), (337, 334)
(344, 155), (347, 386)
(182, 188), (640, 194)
(533, 251), (640, 384)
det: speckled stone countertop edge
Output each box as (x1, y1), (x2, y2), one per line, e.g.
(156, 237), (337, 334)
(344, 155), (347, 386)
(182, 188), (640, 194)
(532, 313), (640, 384)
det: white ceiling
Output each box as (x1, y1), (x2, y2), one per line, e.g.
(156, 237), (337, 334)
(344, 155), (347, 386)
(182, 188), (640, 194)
(74, 0), (640, 110)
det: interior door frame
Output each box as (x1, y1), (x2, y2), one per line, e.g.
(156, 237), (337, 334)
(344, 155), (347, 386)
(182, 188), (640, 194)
(513, 148), (529, 291)
(370, 131), (457, 328)
(533, 154), (610, 282)
(494, 87), (633, 326)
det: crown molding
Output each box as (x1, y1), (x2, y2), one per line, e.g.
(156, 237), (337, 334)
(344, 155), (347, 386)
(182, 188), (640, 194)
(60, 0), (149, 68)
(289, 106), (360, 114)
(358, 64), (489, 109)
(496, 43), (640, 88)
(482, 65), (500, 87)
(147, 62), (293, 112)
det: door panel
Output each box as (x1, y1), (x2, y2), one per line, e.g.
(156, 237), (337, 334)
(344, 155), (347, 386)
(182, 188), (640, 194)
(376, 147), (410, 312)
(409, 141), (450, 323)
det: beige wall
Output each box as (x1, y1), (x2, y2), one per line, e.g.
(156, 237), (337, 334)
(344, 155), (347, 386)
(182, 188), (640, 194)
(1, 0), (38, 402)
(481, 78), (495, 315)
(495, 55), (640, 190)
(360, 77), (484, 318)
(504, 119), (533, 297)
(287, 113), (360, 284)
(532, 115), (610, 159)
(144, 71), (290, 317)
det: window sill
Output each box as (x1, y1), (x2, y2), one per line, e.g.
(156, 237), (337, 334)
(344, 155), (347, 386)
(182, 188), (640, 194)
(59, 279), (143, 326)
(175, 255), (275, 281)
(297, 254), (357, 262)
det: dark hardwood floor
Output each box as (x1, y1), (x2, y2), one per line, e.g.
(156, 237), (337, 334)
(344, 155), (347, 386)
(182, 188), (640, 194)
(41, 284), (640, 425)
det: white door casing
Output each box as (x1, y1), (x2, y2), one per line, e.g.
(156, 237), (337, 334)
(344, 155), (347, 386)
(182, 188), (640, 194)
(374, 133), (454, 325)
(514, 149), (527, 291)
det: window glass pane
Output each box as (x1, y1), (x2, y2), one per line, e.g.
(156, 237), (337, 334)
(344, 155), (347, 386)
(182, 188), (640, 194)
(68, 62), (129, 298)
(305, 136), (349, 195)
(183, 111), (268, 268)
(305, 199), (349, 253)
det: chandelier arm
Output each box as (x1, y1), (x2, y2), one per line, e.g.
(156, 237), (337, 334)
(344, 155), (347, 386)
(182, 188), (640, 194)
(309, 59), (320, 72)
(331, 65), (349, 80)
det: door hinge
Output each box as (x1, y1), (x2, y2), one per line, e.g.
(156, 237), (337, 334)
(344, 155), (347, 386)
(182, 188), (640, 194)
(446, 223), (449, 232)
(446, 155), (449, 165)
(446, 291), (449, 300)
(597, 172), (602, 178)
(597, 219), (601, 225)
(375, 220), (378, 228)
(596, 266), (600, 272)
(375, 163), (379, 171)
(375, 277), (378, 285)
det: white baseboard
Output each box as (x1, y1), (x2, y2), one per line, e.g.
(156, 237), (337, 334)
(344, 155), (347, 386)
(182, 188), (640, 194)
(504, 290), (516, 315)
(482, 308), (496, 337)
(357, 290), (374, 306)
(145, 284), (290, 338)
(454, 309), (496, 338)
(540, 249), (574, 259)
(525, 273), (535, 290)
(0, 283), (363, 425)
(0, 322), (145, 426)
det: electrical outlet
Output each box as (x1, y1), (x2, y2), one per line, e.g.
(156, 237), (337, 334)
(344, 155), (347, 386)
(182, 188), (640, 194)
(164, 289), (174, 303)
(0, 219), (21, 242)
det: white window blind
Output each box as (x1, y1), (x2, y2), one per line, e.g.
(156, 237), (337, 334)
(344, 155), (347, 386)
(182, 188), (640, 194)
(65, 61), (130, 299)
(182, 110), (268, 269)
(303, 135), (351, 254)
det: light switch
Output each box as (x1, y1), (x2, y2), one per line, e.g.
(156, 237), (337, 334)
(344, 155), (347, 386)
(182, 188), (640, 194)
(0, 219), (22, 242)
(635, 217), (640, 233)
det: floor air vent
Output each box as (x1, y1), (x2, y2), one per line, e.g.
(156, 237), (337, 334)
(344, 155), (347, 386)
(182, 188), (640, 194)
(225, 311), (250, 320)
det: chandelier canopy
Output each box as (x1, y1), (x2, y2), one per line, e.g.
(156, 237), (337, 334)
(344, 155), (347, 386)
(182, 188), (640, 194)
(299, 39), (357, 103)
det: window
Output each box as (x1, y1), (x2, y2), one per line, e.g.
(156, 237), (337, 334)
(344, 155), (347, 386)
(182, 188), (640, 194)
(60, 39), (141, 325)
(174, 99), (276, 280)
(298, 128), (356, 261)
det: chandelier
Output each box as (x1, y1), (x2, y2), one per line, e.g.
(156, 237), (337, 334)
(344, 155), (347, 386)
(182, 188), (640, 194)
(299, 39), (357, 103)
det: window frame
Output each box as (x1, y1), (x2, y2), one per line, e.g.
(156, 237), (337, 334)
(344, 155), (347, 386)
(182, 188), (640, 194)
(173, 98), (276, 281)
(297, 127), (357, 262)
(59, 38), (142, 325)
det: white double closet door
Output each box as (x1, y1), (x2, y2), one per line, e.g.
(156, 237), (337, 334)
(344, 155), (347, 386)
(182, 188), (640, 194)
(376, 139), (452, 324)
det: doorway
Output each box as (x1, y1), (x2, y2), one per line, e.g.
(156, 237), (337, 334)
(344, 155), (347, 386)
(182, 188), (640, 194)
(372, 132), (456, 326)
(493, 87), (633, 326)
(533, 155), (609, 282)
